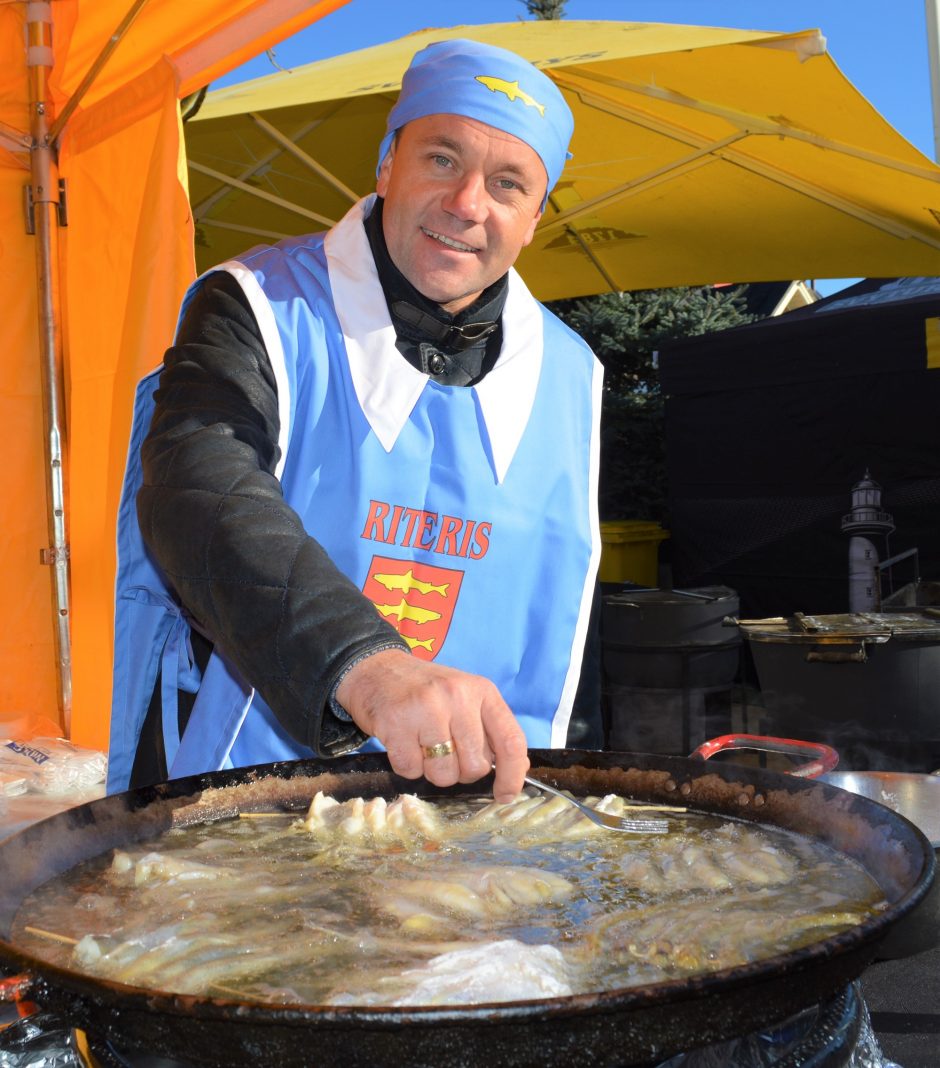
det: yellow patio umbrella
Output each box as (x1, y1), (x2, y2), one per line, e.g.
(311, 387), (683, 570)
(1, 0), (349, 753)
(186, 20), (940, 298)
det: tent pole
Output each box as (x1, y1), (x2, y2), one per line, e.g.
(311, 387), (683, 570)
(927, 0), (940, 161)
(47, 0), (151, 148)
(27, 2), (72, 733)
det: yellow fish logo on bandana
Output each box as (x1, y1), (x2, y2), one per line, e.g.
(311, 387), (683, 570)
(475, 75), (546, 116)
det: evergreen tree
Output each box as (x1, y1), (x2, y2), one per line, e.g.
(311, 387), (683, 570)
(519, 0), (568, 18)
(549, 287), (755, 521)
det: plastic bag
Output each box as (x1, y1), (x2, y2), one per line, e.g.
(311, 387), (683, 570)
(0, 1011), (87, 1067)
(656, 982), (898, 1067)
(0, 737), (107, 796)
(0, 770), (28, 798)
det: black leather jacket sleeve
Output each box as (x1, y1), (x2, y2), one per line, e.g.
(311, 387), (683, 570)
(136, 270), (409, 756)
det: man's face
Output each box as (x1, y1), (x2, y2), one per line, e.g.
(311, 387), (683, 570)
(376, 114), (546, 315)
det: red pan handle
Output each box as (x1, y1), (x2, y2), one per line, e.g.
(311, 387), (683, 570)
(690, 734), (839, 778)
(0, 973), (38, 1018)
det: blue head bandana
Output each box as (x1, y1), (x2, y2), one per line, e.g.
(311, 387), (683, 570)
(376, 38), (574, 205)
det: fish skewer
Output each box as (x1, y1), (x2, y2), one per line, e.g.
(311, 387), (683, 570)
(23, 925), (77, 946)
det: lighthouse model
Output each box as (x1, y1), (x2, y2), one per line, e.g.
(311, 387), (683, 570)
(840, 471), (895, 612)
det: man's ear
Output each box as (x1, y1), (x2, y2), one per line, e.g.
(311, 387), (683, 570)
(376, 144), (395, 197)
(522, 206), (543, 248)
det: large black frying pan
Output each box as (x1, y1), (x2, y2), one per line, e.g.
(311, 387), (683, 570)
(0, 748), (934, 1068)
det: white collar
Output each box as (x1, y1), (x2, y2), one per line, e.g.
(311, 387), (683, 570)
(324, 196), (543, 485)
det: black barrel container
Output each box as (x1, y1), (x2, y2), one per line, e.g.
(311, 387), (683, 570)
(602, 585), (741, 754)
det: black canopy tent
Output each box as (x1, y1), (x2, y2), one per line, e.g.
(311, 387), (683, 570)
(657, 277), (940, 621)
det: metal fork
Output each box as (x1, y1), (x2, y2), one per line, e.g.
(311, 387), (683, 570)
(522, 774), (672, 834)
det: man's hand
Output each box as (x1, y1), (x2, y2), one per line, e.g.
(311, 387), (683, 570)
(335, 649), (529, 802)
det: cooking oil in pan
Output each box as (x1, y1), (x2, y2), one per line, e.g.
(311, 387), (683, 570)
(12, 792), (886, 1006)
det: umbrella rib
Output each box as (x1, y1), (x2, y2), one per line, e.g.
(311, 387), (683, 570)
(553, 79), (940, 251)
(723, 154), (940, 248)
(198, 218), (293, 242)
(557, 67), (940, 185)
(537, 137), (742, 239)
(545, 194), (621, 293)
(249, 113), (360, 204)
(190, 118), (325, 219)
(188, 161), (337, 228)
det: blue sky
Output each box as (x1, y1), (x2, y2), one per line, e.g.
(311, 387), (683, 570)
(217, 1), (938, 294)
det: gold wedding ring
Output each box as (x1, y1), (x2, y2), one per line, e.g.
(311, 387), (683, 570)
(423, 739), (455, 759)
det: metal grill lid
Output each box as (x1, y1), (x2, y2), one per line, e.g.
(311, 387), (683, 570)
(739, 610), (940, 643)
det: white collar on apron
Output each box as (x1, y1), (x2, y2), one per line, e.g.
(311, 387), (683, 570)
(324, 195), (544, 485)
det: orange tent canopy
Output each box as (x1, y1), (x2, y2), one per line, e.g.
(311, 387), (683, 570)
(1, 0), (348, 752)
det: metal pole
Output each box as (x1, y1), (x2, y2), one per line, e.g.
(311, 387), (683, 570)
(927, 0), (940, 161)
(27, 1), (72, 733)
(47, 0), (151, 148)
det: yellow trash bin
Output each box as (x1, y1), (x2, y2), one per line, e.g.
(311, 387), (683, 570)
(598, 520), (669, 586)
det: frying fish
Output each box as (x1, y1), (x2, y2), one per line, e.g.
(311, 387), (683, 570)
(12, 791), (887, 1007)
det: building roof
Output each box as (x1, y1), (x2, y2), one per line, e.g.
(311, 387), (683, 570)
(783, 276), (940, 318)
(739, 280), (820, 318)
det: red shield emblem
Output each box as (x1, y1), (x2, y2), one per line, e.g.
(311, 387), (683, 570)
(362, 556), (464, 661)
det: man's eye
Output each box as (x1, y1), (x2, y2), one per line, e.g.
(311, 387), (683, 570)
(496, 178), (520, 191)
(432, 155), (452, 168)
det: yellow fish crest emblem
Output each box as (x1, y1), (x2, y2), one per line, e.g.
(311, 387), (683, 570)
(475, 75), (546, 116)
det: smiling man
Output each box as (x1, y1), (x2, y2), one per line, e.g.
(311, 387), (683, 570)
(109, 40), (603, 804)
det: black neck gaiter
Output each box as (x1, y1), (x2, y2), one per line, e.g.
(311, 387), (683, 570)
(364, 197), (508, 386)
